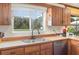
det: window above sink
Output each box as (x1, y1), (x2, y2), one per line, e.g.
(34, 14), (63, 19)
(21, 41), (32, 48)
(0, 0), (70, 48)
(11, 4), (47, 33)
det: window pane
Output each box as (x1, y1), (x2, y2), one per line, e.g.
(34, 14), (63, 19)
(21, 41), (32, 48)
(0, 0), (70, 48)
(14, 16), (29, 31)
(31, 9), (43, 30)
(12, 7), (30, 17)
(69, 16), (79, 36)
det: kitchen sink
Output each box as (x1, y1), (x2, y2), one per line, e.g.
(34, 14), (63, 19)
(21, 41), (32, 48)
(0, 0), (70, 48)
(22, 38), (49, 43)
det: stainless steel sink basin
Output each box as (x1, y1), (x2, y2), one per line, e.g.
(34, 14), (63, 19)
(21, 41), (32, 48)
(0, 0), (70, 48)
(22, 38), (49, 43)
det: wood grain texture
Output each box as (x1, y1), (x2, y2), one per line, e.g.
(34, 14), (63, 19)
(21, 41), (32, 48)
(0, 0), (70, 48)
(1, 47), (25, 55)
(0, 3), (11, 25)
(62, 8), (71, 26)
(0, 42), (53, 55)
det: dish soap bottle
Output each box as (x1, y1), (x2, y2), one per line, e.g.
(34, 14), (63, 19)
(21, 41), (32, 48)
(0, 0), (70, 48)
(62, 26), (67, 37)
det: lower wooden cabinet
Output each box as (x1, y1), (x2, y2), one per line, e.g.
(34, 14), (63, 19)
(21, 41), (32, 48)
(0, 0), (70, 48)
(25, 51), (40, 55)
(0, 42), (53, 55)
(25, 45), (40, 55)
(25, 42), (53, 55)
(40, 42), (53, 55)
(0, 48), (25, 55)
(41, 48), (53, 55)
(70, 40), (79, 55)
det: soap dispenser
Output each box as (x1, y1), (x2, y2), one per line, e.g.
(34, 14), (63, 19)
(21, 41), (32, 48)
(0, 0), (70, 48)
(62, 26), (67, 37)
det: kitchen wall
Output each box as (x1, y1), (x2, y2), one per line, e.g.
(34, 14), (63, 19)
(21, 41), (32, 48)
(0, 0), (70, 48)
(0, 25), (64, 37)
(0, 3), (65, 38)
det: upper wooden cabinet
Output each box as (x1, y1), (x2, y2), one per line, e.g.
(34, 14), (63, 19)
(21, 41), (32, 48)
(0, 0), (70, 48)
(47, 6), (71, 26)
(62, 8), (71, 26)
(52, 7), (63, 26)
(0, 3), (11, 25)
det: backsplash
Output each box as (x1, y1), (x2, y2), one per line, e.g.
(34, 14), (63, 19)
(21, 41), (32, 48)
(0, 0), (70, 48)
(0, 25), (64, 37)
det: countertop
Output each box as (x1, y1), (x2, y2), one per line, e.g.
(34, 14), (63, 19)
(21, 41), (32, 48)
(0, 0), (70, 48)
(0, 36), (79, 50)
(0, 38), (51, 49)
(43, 36), (79, 41)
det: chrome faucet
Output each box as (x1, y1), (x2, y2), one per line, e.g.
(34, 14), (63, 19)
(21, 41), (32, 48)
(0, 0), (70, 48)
(31, 29), (34, 39)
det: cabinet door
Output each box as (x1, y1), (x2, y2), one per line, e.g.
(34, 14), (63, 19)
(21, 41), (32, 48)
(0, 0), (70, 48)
(1, 48), (24, 55)
(41, 42), (52, 49)
(71, 40), (79, 55)
(63, 8), (71, 26)
(52, 7), (63, 26)
(27, 51), (40, 55)
(45, 48), (53, 55)
(76, 45), (79, 55)
(2, 3), (11, 25)
(34, 51), (40, 55)
(41, 50), (46, 55)
(41, 48), (53, 55)
(0, 4), (3, 25)
(40, 42), (53, 55)
(71, 45), (77, 55)
(25, 45), (40, 55)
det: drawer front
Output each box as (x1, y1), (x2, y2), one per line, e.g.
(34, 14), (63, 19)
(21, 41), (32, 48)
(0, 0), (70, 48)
(1, 48), (24, 55)
(41, 43), (52, 49)
(25, 45), (40, 53)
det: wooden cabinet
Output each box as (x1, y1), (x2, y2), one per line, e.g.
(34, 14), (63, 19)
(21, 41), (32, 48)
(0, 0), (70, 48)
(62, 8), (71, 26)
(25, 42), (53, 55)
(0, 4), (3, 25)
(0, 42), (53, 55)
(0, 3), (11, 25)
(54, 40), (68, 55)
(48, 6), (71, 26)
(25, 45), (40, 55)
(71, 40), (79, 55)
(51, 7), (63, 26)
(40, 42), (53, 55)
(1, 48), (24, 55)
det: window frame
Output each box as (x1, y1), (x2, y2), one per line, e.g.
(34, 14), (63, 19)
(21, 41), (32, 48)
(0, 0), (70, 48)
(11, 4), (47, 33)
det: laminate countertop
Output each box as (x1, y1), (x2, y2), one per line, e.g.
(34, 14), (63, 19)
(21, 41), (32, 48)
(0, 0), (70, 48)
(43, 36), (79, 41)
(0, 36), (79, 50)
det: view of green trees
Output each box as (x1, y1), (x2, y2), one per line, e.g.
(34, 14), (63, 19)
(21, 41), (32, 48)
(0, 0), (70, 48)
(13, 16), (43, 31)
(14, 16), (29, 31)
(32, 16), (43, 30)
